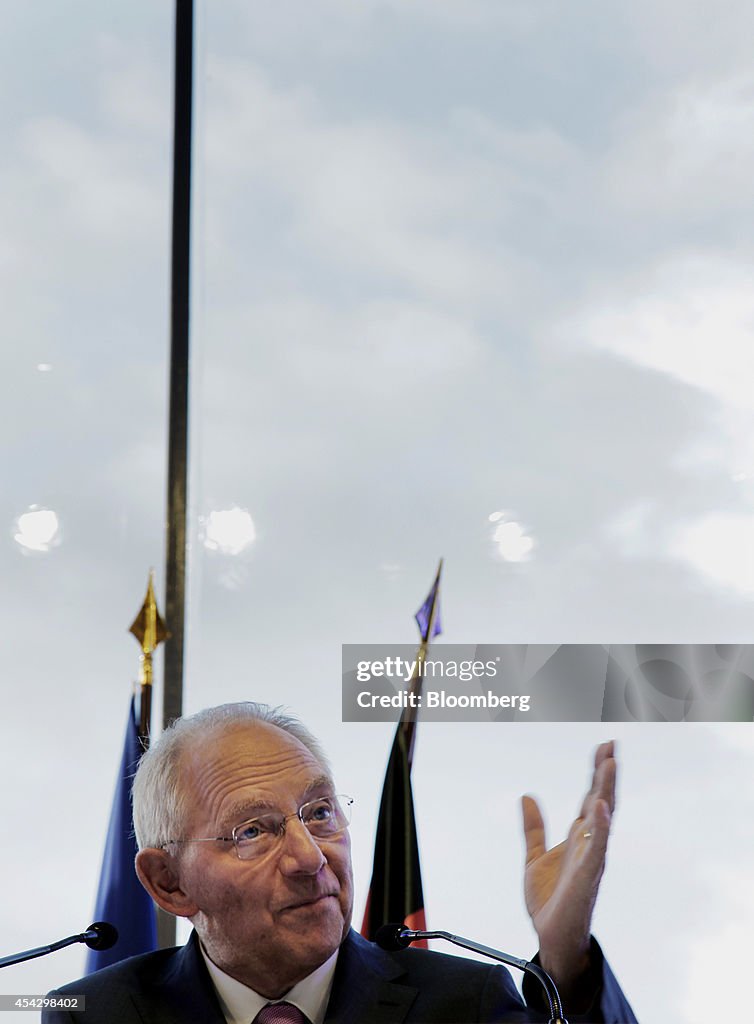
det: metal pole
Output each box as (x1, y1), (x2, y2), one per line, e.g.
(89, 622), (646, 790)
(401, 559), (443, 768)
(160, 0), (193, 950)
(164, 0), (192, 731)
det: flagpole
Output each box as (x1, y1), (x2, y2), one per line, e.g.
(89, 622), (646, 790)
(160, 0), (193, 952)
(163, 0), (193, 734)
(401, 558), (443, 769)
(86, 582), (166, 972)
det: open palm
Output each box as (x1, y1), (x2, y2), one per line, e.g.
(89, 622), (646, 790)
(521, 741), (616, 987)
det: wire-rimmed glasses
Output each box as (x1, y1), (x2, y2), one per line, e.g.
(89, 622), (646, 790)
(162, 794), (353, 861)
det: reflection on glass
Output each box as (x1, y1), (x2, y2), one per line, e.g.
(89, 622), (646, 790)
(202, 507), (256, 555)
(13, 506), (61, 553)
(488, 510), (534, 562)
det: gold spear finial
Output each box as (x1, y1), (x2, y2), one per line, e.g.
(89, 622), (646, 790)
(129, 569), (169, 744)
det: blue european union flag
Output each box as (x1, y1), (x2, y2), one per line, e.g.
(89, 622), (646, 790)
(85, 698), (157, 972)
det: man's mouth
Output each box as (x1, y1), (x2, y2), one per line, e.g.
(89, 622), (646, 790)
(281, 893), (337, 912)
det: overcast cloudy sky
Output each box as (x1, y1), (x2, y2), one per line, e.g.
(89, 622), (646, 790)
(2, 3), (754, 1022)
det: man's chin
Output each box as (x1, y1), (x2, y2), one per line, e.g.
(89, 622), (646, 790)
(280, 905), (347, 958)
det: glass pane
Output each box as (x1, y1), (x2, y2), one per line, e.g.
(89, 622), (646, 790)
(188, 6), (754, 1023)
(0, 3), (172, 1010)
(2, 7), (752, 1024)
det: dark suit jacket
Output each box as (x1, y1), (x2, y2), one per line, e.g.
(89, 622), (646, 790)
(43, 929), (637, 1023)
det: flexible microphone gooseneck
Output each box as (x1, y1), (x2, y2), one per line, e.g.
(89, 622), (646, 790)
(375, 923), (568, 1024)
(0, 922), (118, 970)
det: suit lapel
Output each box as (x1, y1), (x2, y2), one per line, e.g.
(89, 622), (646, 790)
(120, 928), (416, 1024)
(131, 931), (227, 1024)
(324, 931), (417, 1024)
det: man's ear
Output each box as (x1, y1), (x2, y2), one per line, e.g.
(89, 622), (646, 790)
(135, 848), (199, 918)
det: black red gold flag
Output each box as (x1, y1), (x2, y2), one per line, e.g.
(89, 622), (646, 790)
(360, 562), (442, 945)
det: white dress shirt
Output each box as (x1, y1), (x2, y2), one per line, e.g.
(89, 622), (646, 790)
(200, 942), (339, 1024)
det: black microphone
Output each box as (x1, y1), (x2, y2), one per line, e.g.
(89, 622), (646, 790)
(0, 922), (119, 969)
(375, 923), (413, 950)
(375, 923), (568, 1024)
(81, 922), (118, 952)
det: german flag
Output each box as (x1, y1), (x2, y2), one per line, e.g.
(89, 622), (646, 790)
(361, 562), (442, 945)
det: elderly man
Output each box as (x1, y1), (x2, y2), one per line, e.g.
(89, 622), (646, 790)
(44, 703), (637, 1023)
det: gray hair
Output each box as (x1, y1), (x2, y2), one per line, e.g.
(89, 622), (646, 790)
(132, 702), (332, 850)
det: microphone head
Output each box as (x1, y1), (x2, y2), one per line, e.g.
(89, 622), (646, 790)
(375, 923), (413, 951)
(84, 922), (119, 951)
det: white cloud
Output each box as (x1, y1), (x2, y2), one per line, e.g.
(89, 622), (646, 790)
(367, 0), (556, 30)
(201, 59), (525, 306)
(620, 0), (754, 80)
(21, 116), (164, 240)
(669, 513), (754, 594)
(97, 33), (171, 134)
(566, 254), (754, 410)
(602, 500), (656, 557)
(228, 0), (558, 44)
(555, 252), (754, 590)
(605, 72), (754, 221)
(359, 301), (481, 371)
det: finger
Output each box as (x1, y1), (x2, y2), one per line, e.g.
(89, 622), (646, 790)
(571, 797), (611, 870)
(595, 739), (615, 772)
(592, 745), (617, 815)
(578, 741), (617, 819)
(521, 795), (547, 865)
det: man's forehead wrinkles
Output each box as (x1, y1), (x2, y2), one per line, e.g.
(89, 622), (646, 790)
(191, 728), (318, 777)
(217, 772), (334, 818)
(195, 756), (307, 803)
(217, 750), (320, 784)
(189, 734), (332, 826)
(219, 774), (335, 825)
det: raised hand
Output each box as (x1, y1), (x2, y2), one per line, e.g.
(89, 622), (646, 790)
(521, 741), (616, 993)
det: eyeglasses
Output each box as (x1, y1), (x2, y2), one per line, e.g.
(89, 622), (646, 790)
(162, 794), (354, 861)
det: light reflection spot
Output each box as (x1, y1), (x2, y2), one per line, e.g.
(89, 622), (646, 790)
(203, 507), (256, 555)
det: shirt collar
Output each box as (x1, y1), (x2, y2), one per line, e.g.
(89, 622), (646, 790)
(199, 940), (339, 1024)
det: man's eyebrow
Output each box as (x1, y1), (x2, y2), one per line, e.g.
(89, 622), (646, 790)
(220, 775), (335, 830)
(301, 774), (335, 799)
(218, 798), (276, 831)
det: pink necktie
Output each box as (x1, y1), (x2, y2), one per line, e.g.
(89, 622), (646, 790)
(253, 1001), (309, 1024)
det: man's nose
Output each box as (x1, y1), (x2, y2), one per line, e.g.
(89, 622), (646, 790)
(278, 818), (327, 874)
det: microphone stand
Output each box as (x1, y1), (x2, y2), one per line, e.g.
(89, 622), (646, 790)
(0, 924), (117, 970)
(399, 927), (568, 1024)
